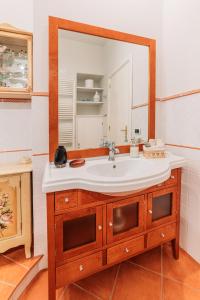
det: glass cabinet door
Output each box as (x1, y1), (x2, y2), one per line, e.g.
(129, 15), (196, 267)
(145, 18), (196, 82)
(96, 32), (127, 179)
(107, 195), (145, 244)
(147, 187), (177, 228)
(55, 206), (103, 261)
(0, 30), (32, 94)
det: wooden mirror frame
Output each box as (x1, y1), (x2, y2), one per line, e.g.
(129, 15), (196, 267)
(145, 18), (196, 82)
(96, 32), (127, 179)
(49, 16), (156, 161)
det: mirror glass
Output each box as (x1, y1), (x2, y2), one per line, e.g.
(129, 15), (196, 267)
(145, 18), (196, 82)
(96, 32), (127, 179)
(58, 29), (149, 150)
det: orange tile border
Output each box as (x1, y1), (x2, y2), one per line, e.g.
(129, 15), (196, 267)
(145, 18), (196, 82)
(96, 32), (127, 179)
(166, 143), (200, 151)
(31, 92), (49, 97)
(157, 88), (200, 102)
(0, 148), (32, 154)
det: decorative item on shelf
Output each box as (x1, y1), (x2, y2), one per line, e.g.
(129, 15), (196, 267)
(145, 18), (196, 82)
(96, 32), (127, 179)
(93, 91), (100, 102)
(85, 79), (94, 88)
(69, 159), (85, 168)
(19, 156), (32, 164)
(54, 145), (67, 168)
(143, 139), (166, 158)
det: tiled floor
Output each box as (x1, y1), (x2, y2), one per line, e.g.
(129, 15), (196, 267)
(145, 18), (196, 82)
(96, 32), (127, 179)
(0, 247), (42, 299)
(20, 243), (200, 300)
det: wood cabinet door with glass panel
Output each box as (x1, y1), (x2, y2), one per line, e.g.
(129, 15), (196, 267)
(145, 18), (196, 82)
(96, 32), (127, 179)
(107, 195), (145, 244)
(55, 206), (103, 263)
(147, 187), (177, 229)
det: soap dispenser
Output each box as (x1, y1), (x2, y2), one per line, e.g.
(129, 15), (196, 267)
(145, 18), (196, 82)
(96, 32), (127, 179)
(130, 138), (139, 158)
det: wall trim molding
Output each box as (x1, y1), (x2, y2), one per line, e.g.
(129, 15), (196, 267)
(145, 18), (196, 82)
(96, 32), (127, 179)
(31, 92), (49, 97)
(0, 148), (32, 154)
(157, 89), (200, 102)
(166, 143), (200, 151)
(132, 102), (148, 109)
(32, 152), (49, 156)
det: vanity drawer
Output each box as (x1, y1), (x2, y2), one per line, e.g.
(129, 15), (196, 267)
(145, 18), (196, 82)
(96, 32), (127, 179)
(56, 251), (102, 287)
(107, 236), (144, 265)
(147, 223), (176, 248)
(165, 169), (178, 187)
(55, 190), (78, 212)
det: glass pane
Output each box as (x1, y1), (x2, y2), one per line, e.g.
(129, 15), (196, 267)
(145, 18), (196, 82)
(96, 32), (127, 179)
(113, 202), (138, 235)
(152, 193), (172, 221)
(63, 214), (96, 251)
(0, 36), (28, 89)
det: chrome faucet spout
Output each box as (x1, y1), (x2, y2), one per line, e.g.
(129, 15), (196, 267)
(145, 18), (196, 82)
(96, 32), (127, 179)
(105, 141), (120, 161)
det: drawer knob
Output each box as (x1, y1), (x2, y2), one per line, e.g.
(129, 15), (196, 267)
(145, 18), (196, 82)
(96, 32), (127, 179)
(109, 222), (113, 227)
(98, 225), (102, 231)
(125, 247), (129, 253)
(160, 233), (165, 238)
(79, 264), (84, 272)
(148, 209), (152, 214)
(64, 198), (69, 203)
(171, 175), (175, 179)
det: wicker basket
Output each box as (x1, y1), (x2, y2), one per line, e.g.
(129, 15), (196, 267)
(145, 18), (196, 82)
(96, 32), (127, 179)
(143, 146), (166, 159)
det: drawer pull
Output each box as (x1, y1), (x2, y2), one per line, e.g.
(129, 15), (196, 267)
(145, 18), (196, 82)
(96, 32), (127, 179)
(79, 264), (84, 272)
(170, 175), (175, 179)
(98, 225), (102, 231)
(109, 222), (113, 227)
(148, 209), (152, 214)
(124, 247), (129, 253)
(160, 233), (165, 238)
(64, 197), (69, 203)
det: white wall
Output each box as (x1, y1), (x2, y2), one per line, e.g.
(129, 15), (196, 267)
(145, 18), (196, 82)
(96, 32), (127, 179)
(160, 0), (200, 262)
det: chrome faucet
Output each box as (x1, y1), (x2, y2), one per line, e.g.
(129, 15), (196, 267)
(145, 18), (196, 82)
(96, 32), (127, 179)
(105, 142), (120, 161)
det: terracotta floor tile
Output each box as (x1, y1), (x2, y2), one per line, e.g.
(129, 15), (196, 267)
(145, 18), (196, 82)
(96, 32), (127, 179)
(3, 248), (41, 270)
(20, 270), (48, 300)
(129, 246), (161, 273)
(163, 243), (200, 289)
(63, 284), (99, 300)
(0, 282), (14, 299)
(76, 265), (119, 300)
(112, 262), (161, 300)
(0, 255), (27, 286)
(163, 278), (200, 300)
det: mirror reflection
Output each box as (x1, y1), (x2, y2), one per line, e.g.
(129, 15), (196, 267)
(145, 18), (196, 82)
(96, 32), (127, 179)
(58, 29), (149, 150)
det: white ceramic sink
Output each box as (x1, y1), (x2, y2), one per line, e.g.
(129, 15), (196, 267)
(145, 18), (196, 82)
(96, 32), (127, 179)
(42, 153), (186, 194)
(87, 159), (164, 179)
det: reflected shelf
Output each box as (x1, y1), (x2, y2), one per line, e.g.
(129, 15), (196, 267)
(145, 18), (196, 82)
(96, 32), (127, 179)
(77, 101), (104, 105)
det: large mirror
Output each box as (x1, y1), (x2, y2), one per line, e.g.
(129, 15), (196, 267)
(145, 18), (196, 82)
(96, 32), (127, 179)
(49, 17), (155, 160)
(58, 30), (149, 150)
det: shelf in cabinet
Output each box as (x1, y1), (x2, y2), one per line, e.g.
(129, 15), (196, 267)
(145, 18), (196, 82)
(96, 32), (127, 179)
(77, 101), (104, 105)
(77, 87), (104, 92)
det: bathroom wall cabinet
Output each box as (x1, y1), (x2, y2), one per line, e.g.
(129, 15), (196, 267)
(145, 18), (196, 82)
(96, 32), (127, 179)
(0, 23), (32, 99)
(47, 168), (181, 300)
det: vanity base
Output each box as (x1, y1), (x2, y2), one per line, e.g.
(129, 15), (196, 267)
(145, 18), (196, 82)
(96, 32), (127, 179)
(46, 168), (181, 300)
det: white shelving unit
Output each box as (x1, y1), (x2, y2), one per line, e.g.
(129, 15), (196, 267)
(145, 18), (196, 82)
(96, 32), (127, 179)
(75, 72), (107, 148)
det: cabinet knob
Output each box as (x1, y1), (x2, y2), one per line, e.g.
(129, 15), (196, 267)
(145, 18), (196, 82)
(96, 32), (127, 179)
(125, 247), (129, 253)
(160, 233), (165, 238)
(64, 198), (69, 203)
(109, 222), (113, 227)
(79, 264), (84, 272)
(148, 209), (152, 214)
(98, 225), (102, 231)
(171, 175), (175, 179)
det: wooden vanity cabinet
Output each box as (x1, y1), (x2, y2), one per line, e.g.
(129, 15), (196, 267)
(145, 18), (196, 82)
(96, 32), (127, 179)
(47, 168), (181, 300)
